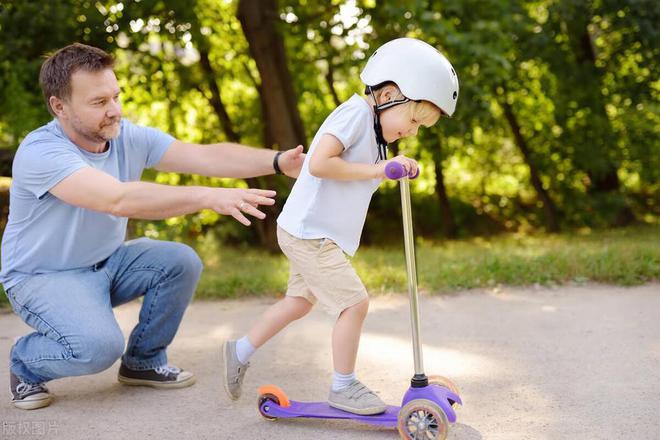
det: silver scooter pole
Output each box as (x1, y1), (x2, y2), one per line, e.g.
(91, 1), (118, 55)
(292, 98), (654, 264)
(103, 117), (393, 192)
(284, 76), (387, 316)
(385, 162), (428, 387)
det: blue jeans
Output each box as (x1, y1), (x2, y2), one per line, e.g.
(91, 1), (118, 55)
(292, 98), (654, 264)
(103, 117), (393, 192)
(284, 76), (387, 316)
(5, 238), (203, 384)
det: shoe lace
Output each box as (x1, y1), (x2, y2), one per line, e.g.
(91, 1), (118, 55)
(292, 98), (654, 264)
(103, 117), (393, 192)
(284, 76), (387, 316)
(155, 365), (181, 376)
(16, 382), (46, 396)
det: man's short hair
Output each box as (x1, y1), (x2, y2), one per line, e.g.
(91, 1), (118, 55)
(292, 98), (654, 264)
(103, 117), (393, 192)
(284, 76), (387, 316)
(39, 43), (114, 116)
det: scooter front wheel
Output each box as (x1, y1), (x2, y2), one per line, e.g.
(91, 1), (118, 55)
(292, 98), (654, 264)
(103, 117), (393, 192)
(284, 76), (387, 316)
(428, 375), (461, 409)
(397, 398), (448, 440)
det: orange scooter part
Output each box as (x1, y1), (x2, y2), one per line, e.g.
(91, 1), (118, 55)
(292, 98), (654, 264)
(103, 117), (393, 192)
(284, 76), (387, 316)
(258, 384), (291, 407)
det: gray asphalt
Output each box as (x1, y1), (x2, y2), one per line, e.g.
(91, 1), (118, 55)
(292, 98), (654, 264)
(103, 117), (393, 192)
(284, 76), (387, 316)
(1, 283), (659, 440)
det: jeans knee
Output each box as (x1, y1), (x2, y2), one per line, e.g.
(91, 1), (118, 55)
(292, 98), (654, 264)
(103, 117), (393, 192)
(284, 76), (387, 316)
(169, 243), (204, 281)
(71, 331), (125, 375)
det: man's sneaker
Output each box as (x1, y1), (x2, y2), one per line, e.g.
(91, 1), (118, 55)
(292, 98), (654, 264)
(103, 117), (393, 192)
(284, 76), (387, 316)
(222, 340), (250, 400)
(10, 371), (52, 410)
(118, 363), (195, 389)
(328, 380), (387, 415)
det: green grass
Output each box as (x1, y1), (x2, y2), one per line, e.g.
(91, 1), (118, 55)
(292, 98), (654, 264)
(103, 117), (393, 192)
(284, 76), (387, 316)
(1, 225), (658, 308)
(195, 224), (659, 298)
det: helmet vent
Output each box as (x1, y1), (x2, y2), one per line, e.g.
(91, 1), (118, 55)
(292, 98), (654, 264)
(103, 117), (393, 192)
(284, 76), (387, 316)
(451, 68), (456, 76)
(453, 91), (457, 99)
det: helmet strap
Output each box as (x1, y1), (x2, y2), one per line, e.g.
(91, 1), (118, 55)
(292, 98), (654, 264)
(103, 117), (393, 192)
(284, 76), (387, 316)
(367, 85), (410, 162)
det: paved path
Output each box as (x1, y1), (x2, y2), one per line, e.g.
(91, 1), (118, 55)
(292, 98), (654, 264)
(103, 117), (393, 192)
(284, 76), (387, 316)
(1, 283), (659, 439)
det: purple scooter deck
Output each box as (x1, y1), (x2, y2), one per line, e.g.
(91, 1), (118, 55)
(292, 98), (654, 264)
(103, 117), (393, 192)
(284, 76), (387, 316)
(259, 383), (461, 428)
(261, 400), (400, 427)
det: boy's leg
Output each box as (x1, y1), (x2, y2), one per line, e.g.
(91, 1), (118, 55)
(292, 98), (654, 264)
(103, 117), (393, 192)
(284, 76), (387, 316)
(104, 238), (202, 387)
(331, 298), (369, 374)
(223, 292), (314, 400)
(294, 240), (386, 415)
(247, 295), (314, 348)
(7, 268), (125, 409)
(328, 298), (387, 415)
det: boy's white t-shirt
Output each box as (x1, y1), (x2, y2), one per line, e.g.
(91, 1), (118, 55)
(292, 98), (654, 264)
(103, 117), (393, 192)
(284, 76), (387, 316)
(277, 94), (382, 256)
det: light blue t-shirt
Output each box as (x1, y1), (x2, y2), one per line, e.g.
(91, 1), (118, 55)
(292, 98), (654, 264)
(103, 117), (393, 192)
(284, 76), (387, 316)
(0, 118), (174, 290)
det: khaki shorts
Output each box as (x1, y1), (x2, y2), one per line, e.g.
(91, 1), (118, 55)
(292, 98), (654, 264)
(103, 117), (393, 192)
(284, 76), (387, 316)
(277, 226), (368, 314)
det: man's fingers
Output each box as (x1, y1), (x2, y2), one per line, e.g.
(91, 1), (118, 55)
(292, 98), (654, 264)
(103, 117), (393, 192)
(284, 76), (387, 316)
(231, 209), (252, 226)
(244, 193), (276, 206)
(247, 188), (276, 197)
(241, 204), (266, 220)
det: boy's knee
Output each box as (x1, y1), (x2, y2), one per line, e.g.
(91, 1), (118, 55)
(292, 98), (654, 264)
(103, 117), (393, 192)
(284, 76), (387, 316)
(286, 296), (313, 320)
(342, 298), (369, 318)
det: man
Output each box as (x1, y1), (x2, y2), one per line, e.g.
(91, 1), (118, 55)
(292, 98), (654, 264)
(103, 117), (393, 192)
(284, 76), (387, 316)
(1, 43), (304, 410)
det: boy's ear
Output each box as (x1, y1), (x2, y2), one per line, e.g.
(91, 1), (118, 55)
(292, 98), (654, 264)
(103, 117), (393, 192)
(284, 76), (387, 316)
(379, 85), (395, 104)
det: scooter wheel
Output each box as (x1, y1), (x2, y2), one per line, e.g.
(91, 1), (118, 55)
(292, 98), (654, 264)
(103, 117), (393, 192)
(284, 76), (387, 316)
(257, 393), (280, 421)
(428, 375), (460, 408)
(397, 398), (448, 440)
(257, 385), (290, 421)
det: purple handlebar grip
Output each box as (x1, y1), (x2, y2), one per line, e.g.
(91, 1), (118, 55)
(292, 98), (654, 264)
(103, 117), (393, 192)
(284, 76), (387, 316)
(385, 161), (419, 180)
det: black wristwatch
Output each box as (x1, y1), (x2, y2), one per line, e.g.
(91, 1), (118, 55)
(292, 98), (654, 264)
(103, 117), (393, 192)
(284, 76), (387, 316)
(273, 151), (283, 175)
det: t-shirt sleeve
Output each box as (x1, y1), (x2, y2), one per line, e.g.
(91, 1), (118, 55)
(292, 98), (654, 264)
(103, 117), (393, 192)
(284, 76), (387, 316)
(12, 141), (89, 199)
(122, 119), (175, 168)
(321, 101), (370, 151)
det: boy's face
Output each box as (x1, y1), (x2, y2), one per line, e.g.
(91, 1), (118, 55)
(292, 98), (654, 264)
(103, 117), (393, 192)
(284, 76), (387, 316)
(379, 103), (424, 143)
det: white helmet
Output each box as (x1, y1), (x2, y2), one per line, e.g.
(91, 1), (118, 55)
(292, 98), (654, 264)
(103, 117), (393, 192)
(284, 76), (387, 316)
(360, 38), (459, 116)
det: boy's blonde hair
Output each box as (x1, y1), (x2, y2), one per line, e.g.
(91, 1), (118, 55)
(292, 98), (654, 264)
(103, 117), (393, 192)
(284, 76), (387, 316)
(372, 83), (442, 127)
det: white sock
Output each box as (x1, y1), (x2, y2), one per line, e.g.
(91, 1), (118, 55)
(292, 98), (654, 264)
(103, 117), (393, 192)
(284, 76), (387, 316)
(235, 336), (256, 364)
(332, 371), (357, 391)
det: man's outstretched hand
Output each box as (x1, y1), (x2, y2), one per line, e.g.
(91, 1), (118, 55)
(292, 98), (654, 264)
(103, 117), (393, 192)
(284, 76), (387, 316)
(208, 188), (276, 226)
(278, 145), (305, 178)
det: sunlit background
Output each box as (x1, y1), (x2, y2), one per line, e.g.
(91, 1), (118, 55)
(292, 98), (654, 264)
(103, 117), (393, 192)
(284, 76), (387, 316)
(0, 0), (658, 250)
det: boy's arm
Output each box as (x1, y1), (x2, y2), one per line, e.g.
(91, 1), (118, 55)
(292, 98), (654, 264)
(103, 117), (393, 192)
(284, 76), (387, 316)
(308, 134), (417, 180)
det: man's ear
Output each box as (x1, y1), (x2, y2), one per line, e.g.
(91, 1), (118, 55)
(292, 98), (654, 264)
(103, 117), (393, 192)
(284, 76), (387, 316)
(49, 96), (66, 118)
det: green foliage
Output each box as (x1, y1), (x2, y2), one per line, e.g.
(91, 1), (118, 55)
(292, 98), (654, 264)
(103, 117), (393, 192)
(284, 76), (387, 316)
(0, 0), (658, 243)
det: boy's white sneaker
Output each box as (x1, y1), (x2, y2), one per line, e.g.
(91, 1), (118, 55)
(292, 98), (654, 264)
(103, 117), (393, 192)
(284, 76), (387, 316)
(328, 380), (387, 415)
(222, 340), (250, 400)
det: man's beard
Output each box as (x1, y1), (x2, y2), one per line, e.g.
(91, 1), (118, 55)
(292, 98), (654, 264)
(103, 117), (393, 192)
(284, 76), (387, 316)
(72, 116), (121, 145)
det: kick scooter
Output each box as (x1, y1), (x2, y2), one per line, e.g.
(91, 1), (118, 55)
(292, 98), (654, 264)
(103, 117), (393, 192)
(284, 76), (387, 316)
(256, 161), (462, 440)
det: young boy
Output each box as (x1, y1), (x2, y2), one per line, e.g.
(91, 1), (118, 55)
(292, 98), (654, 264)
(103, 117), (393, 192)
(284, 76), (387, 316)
(222, 38), (459, 415)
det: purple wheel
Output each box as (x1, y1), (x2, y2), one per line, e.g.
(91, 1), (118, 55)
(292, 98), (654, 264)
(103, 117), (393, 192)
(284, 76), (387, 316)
(397, 398), (448, 440)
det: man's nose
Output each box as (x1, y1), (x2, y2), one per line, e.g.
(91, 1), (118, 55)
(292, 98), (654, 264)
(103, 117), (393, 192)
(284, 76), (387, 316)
(107, 99), (122, 117)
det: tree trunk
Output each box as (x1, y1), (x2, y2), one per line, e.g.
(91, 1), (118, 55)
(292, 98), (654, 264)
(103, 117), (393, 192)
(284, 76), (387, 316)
(424, 136), (458, 238)
(324, 60), (341, 107)
(554, 3), (634, 225)
(237, 0), (306, 150)
(237, 0), (308, 250)
(0, 149), (15, 177)
(500, 97), (561, 232)
(431, 143), (457, 238)
(198, 49), (240, 144)
(196, 46), (280, 250)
